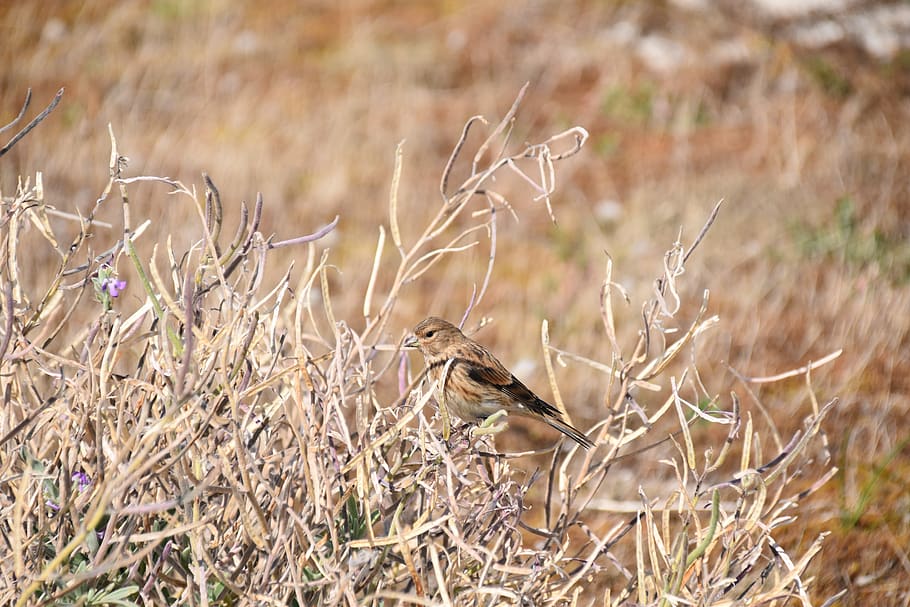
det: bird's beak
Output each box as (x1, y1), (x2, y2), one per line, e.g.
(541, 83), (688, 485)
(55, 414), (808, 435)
(403, 335), (418, 349)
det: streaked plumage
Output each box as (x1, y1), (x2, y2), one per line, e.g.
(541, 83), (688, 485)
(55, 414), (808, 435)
(406, 317), (593, 449)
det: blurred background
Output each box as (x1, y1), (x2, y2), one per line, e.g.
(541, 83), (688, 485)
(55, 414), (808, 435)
(2, 1), (909, 604)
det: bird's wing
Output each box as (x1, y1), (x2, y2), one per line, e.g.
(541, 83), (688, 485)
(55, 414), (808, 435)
(464, 354), (561, 418)
(463, 348), (513, 386)
(462, 344), (523, 391)
(460, 343), (594, 449)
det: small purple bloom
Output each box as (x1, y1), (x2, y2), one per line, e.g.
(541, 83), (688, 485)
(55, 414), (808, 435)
(72, 471), (92, 492)
(101, 278), (127, 298)
(46, 499), (60, 511)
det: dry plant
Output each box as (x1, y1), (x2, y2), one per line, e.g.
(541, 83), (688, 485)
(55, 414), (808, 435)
(0, 86), (842, 606)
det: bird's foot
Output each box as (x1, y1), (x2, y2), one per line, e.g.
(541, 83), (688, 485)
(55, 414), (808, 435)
(471, 409), (509, 437)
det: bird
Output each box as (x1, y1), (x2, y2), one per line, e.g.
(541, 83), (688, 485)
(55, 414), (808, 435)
(405, 317), (594, 449)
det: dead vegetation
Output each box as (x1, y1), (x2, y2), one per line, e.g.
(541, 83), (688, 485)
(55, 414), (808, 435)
(0, 85), (843, 606)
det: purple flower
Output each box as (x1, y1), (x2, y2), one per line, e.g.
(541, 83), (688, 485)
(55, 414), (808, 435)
(72, 471), (92, 492)
(100, 277), (127, 298)
(93, 265), (126, 308)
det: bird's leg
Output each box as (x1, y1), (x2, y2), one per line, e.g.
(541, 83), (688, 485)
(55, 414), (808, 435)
(471, 409), (509, 437)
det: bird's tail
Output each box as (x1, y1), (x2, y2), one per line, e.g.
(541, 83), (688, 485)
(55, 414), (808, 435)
(545, 416), (594, 449)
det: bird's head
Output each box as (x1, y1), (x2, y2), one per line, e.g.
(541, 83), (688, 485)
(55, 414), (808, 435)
(405, 317), (464, 357)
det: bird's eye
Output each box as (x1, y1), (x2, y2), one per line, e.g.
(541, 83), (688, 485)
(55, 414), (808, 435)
(425, 330), (435, 338)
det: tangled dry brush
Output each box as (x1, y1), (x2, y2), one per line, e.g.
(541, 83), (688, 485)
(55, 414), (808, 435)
(0, 88), (841, 606)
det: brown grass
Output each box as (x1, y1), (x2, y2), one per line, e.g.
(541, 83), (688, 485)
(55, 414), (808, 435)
(2, 1), (908, 605)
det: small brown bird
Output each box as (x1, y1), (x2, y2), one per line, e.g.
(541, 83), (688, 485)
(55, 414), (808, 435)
(406, 317), (594, 449)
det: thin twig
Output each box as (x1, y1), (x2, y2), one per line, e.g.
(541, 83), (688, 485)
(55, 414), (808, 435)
(0, 88), (64, 158)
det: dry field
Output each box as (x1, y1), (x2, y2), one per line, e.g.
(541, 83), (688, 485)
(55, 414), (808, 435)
(1, 1), (908, 605)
